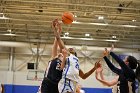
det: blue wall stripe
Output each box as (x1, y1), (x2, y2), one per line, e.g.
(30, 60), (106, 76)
(83, 88), (112, 93)
(4, 84), (39, 93)
(4, 84), (112, 93)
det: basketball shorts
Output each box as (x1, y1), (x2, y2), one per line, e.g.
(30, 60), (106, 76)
(58, 78), (77, 93)
(41, 77), (59, 93)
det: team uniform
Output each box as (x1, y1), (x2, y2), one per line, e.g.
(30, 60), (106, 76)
(104, 52), (137, 93)
(58, 54), (80, 93)
(40, 58), (63, 93)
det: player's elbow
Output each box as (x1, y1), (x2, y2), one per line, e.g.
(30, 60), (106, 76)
(105, 83), (113, 87)
(106, 84), (112, 87)
(81, 75), (87, 79)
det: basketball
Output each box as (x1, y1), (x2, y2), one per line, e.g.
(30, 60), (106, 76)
(62, 12), (74, 24)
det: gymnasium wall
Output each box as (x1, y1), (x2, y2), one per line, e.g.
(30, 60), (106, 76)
(0, 47), (140, 93)
(0, 71), (112, 93)
(3, 85), (112, 93)
(0, 64), (121, 93)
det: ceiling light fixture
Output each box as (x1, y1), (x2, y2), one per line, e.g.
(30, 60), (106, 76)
(112, 35), (117, 39)
(62, 36), (94, 41)
(63, 32), (69, 37)
(72, 21), (80, 23)
(72, 21), (137, 28)
(74, 15), (77, 17)
(105, 39), (118, 42)
(4, 33), (16, 36)
(85, 33), (90, 37)
(123, 25), (137, 28)
(7, 29), (12, 32)
(0, 14), (10, 19)
(132, 19), (136, 22)
(64, 32), (69, 35)
(89, 23), (108, 26)
(98, 16), (104, 20)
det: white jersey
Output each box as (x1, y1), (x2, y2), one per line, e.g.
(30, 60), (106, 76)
(62, 54), (80, 82)
(112, 84), (118, 93)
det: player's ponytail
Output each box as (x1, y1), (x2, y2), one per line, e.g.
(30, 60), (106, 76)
(136, 63), (140, 82)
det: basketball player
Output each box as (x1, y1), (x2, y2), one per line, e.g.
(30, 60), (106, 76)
(52, 19), (100, 93)
(103, 48), (139, 93)
(0, 84), (4, 93)
(40, 20), (67, 93)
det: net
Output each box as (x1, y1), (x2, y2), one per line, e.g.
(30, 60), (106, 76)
(27, 69), (44, 81)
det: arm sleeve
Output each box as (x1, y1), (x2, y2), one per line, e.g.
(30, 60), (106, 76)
(110, 52), (135, 80)
(104, 56), (122, 75)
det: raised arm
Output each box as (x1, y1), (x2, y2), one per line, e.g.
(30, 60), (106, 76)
(96, 64), (105, 80)
(51, 38), (58, 59)
(79, 61), (100, 79)
(50, 20), (60, 59)
(52, 19), (66, 50)
(109, 52), (134, 79)
(96, 71), (118, 87)
(103, 56), (122, 75)
(95, 66), (118, 87)
(60, 49), (67, 70)
(103, 49), (122, 75)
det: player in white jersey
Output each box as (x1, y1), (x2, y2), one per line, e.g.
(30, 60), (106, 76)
(53, 19), (100, 93)
(63, 51), (79, 82)
(58, 51), (79, 93)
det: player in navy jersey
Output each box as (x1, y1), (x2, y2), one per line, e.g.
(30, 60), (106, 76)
(40, 20), (67, 93)
(103, 47), (139, 93)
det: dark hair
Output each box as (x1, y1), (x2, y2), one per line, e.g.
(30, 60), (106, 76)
(127, 56), (140, 82)
(136, 63), (140, 82)
(127, 56), (137, 69)
(74, 52), (77, 57)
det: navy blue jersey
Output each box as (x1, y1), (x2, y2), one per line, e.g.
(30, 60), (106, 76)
(45, 58), (63, 83)
(104, 52), (136, 93)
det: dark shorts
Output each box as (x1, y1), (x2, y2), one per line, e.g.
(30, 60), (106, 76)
(41, 78), (59, 93)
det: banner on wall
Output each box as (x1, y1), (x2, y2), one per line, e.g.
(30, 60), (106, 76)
(118, 55), (128, 60)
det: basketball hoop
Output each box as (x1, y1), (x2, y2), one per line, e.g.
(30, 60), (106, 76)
(27, 69), (44, 81)
(33, 75), (38, 81)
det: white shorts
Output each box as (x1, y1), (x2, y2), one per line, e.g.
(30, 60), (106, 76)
(58, 78), (77, 93)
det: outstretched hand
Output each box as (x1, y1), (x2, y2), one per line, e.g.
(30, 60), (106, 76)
(103, 48), (109, 57)
(103, 44), (114, 57)
(52, 19), (62, 33)
(96, 66), (103, 73)
(94, 60), (101, 69)
(110, 44), (114, 52)
(51, 19), (62, 39)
